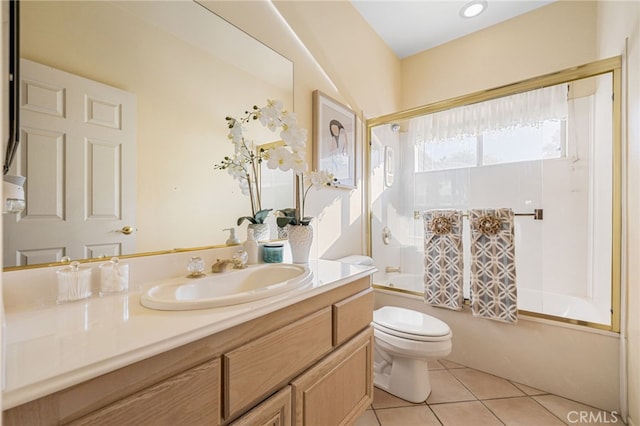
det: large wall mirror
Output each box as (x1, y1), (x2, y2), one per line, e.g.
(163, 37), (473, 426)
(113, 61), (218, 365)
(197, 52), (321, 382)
(4, 1), (294, 269)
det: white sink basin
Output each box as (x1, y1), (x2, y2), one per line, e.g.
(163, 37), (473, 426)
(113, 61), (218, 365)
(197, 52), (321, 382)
(140, 263), (313, 310)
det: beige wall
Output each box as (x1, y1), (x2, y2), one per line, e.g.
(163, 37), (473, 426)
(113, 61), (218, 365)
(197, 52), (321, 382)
(401, 1), (598, 109)
(209, 1), (402, 260)
(597, 1), (640, 424)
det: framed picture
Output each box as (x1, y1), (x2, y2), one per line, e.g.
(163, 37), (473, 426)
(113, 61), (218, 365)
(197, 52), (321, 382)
(312, 90), (356, 189)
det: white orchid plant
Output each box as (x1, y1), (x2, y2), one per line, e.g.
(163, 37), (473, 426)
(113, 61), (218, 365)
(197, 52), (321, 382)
(215, 99), (337, 227)
(215, 100), (306, 225)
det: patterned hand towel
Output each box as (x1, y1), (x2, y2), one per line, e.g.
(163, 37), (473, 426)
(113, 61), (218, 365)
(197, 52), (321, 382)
(469, 208), (518, 323)
(423, 210), (464, 310)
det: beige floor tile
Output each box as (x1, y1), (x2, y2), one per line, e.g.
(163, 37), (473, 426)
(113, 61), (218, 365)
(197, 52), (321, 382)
(484, 397), (565, 425)
(373, 387), (425, 409)
(450, 368), (525, 400)
(375, 406), (442, 426)
(533, 395), (624, 425)
(426, 370), (476, 404)
(440, 359), (465, 369)
(430, 401), (503, 426)
(354, 409), (381, 426)
(511, 381), (548, 396)
(428, 360), (446, 370)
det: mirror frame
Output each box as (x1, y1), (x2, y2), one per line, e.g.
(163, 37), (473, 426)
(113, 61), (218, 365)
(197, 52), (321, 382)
(365, 56), (622, 332)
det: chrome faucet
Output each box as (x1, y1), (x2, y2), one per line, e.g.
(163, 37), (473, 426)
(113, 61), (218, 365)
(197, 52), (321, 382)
(211, 250), (248, 273)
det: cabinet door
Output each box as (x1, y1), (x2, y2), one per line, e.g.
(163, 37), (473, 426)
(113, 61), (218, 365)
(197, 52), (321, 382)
(69, 358), (220, 426)
(333, 288), (373, 346)
(224, 307), (332, 420)
(291, 328), (373, 426)
(230, 386), (291, 426)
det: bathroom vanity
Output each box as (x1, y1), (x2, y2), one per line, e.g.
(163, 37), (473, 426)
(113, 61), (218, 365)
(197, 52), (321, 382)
(2, 259), (375, 425)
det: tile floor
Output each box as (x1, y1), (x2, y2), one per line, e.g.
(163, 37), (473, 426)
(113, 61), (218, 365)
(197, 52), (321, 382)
(354, 360), (623, 426)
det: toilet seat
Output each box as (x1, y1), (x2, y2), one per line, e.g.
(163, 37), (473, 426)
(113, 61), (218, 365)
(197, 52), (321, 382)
(373, 306), (451, 342)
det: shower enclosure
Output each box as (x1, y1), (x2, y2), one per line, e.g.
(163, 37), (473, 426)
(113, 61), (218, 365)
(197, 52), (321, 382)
(368, 57), (621, 331)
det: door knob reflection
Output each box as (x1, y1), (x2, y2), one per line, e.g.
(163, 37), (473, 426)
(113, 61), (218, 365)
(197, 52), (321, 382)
(116, 226), (136, 235)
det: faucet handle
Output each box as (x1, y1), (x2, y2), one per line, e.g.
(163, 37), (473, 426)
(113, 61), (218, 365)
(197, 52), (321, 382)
(187, 256), (206, 278)
(233, 250), (248, 269)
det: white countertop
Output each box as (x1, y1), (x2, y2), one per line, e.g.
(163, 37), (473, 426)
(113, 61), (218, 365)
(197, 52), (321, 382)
(2, 259), (375, 409)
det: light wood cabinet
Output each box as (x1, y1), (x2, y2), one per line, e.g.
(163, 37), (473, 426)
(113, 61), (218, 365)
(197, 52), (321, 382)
(291, 328), (373, 426)
(333, 288), (374, 346)
(230, 386), (291, 426)
(224, 308), (333, 420)
(69, 359), (220, 426)
(3, 278), (373, 425)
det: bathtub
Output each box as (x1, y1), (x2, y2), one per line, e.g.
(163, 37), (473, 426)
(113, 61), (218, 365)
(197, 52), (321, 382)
(517, 287), (611, 326)
(375, 273), (610, 326)
(379, 273), (423, 293)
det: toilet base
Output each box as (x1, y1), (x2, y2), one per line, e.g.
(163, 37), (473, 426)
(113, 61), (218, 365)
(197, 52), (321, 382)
(373, 353), (432, 403)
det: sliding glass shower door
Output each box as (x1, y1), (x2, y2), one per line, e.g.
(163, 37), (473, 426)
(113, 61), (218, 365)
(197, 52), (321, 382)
(369, 62), (620, 330)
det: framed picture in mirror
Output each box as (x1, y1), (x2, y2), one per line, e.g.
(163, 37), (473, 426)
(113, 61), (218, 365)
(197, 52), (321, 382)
(312, 90), (356, 189)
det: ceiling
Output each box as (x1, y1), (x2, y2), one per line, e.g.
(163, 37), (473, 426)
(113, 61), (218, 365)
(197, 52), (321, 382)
(350, 0), (556, 59)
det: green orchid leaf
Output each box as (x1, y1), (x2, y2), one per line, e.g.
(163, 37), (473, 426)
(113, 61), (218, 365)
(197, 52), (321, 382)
(277, 207), (297, 217)
(254, 209), (273, 224)
(276, 216), (294, 228)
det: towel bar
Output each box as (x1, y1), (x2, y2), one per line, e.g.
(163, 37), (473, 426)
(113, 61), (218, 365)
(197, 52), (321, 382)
(415, 209), (543, 221)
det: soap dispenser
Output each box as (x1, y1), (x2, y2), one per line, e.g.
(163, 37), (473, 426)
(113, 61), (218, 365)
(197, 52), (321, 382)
(224, 227), (240, 245)
(243, 228), (259, 264)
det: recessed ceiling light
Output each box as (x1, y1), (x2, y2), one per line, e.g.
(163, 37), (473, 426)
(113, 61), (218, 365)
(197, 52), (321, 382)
(460, 0), (487, 18)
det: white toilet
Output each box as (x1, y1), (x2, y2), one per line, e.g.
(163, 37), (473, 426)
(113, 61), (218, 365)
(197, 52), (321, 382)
(372, 306), (452, 403)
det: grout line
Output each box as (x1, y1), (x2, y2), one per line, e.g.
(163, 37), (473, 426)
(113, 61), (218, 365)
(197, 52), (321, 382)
(371, 407), (382, 426)
(426, 404), (446, 426)
(477, 398), (508, 426)
(507, 379), (551, 397)
(528, 395), (569, 425)
(442, 366), (483, 401)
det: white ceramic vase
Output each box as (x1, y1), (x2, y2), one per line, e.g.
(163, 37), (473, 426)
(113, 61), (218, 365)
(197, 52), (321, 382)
(248, 223), (270, 242)
(277, 225), (289, 239)
(288, 224), (313, 264)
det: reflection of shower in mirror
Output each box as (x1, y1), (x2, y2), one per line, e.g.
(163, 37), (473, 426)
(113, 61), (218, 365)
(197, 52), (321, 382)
(382, 226), (392, 245)
(384, 146), (394, 187)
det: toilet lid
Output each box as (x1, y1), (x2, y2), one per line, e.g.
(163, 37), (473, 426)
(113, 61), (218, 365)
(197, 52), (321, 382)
(373, 306), (450, 338)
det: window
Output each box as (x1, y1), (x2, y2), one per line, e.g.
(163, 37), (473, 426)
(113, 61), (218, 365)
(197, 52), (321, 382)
(415, 119), (565, 172)
(483, 120), (565, 165)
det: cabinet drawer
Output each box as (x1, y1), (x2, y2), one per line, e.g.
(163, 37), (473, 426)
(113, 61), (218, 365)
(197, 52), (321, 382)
(230, 386), (291, 426)
(223, 307), (332, 421)
(70, 358), (220, 426)
(291, 327), (373, 426)
(332, 288), (373, 346)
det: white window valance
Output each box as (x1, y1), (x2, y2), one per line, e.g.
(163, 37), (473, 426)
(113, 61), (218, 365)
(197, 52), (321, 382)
(409, 83), (568, 143)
